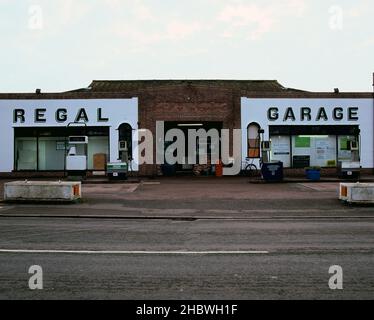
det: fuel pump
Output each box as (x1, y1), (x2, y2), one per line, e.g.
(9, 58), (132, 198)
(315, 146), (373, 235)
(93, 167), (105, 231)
(119, 140), (129, 163)
(66, 136), (88, 176)
(339, 136), (361, 179)
(106, 140), (129, 181)
(261, 141), (271, 163)
(259, 129), (283, 182)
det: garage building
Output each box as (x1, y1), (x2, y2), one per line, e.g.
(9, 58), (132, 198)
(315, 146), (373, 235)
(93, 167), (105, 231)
(0, 79), (373, 177)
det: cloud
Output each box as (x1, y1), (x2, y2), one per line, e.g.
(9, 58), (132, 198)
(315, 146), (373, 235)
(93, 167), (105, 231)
(346, 0), (372, 18)
(106, 1), (205, 50)
(132, 3), (154, 21)
(217, 0), (306, 40)
(362, 37), (374, 47)
(18, 0), (308, 53)
(218, 4), (274, 40)
(166, 21), (203, 40)
(48, 0), (93, 27)
(102, 0), (155, 20)
(111, 19), (203, 52)
(110, 1), (309, 48)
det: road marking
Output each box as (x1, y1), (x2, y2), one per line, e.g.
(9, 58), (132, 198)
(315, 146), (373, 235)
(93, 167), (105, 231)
(0, 249), (269, 255)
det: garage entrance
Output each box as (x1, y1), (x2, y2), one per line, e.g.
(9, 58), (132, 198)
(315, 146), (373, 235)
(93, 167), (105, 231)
(163, 121), (223, 175)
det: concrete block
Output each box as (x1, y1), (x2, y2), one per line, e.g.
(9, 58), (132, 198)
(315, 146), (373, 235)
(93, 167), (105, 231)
(4, 181), (82, 202)
(339, 183), (374, 204)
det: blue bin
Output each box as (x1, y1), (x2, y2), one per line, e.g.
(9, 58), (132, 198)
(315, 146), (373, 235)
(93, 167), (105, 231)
(306, 169), (320, 181)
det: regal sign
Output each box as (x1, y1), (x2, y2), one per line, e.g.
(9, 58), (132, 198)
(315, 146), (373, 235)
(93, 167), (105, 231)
(13, 107), (109, 123)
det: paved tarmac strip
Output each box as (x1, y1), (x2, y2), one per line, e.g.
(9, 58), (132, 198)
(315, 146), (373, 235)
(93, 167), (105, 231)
(1, 214), (374, 220)
(0, 249), (269, 255)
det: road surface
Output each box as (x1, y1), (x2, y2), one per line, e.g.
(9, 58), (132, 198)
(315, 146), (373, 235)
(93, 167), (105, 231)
(0, 209), (373, 299)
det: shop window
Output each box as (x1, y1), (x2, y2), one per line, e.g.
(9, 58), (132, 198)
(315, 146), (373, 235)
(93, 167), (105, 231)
(14, 127), (109, 171)
(38, 137), (66, 170)
(292, 135), (337, 168)
(338, 135), (358, 161)
(247, 123), (261, 158)
(87, 136), (109, 170)
(15, 137), (37, 170)
(118, 123), (133, 161)
(269, 126), (360, 168)
(270, 136), (291, 167)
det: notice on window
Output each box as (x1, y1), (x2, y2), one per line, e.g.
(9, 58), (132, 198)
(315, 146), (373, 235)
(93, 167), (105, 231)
(56, 141), (66, 150)
(315, 139), (335, 163)
(340, 137), (349, 150)
(273, 142), (290, 155)
(295, 136), (310, 148)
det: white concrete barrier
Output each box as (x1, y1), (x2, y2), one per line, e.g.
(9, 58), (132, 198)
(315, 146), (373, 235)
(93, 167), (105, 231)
(4, 181), (82, 202)
(339, 183), (374, 204)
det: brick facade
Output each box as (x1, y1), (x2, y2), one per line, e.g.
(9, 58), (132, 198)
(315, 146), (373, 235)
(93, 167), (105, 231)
(137, 85), (241, 175)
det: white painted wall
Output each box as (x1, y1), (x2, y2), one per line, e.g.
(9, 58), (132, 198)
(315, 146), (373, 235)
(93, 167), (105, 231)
(241, 98), (374, 169)
(0, 98), (138, 172)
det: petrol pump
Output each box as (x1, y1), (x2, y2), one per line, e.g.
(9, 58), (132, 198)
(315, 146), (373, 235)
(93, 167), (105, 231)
(66, 136), (88, 177)
(107, 140), (129, 180)
(339, 138), (361, 179)
(259, 129), (284, 182)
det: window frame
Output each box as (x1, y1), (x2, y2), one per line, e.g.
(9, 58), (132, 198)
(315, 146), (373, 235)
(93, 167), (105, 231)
(247, 122), (261, 159)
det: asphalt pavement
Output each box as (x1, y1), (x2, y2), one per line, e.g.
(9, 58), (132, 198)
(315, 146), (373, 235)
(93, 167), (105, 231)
(0, 178), (373, 299)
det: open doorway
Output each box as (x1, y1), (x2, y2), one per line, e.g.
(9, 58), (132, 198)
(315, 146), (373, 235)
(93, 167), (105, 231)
(163, 121), (223, 175)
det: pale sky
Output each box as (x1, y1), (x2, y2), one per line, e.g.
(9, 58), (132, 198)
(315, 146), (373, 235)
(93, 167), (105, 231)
(1, 0), (373, 93)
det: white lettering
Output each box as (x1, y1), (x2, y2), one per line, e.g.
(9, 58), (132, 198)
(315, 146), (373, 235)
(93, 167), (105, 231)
(136, 305), (170, 318)
(28, 265), (43, 290)
(28, 5), (43, 30)
(329, 265), (343, 290)
(329, 5), (344, 31)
